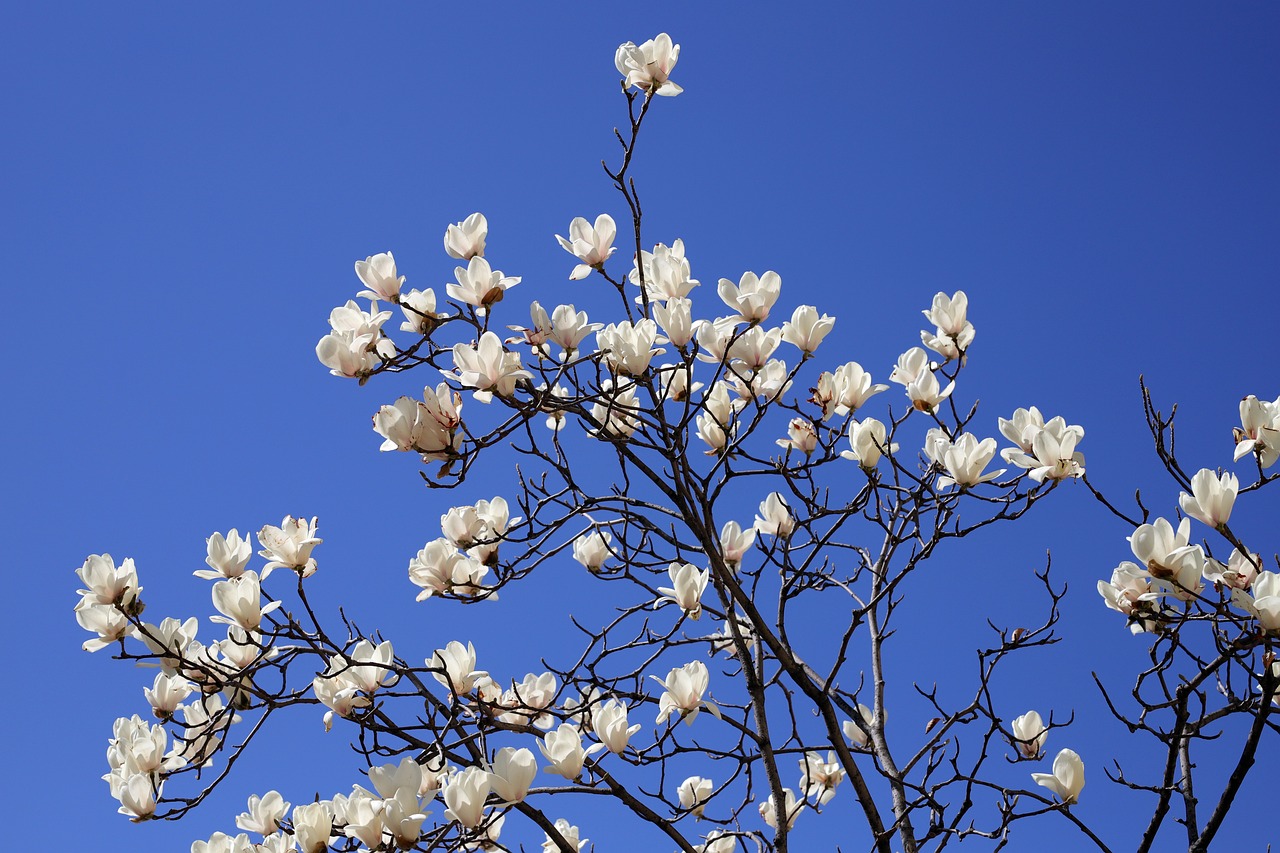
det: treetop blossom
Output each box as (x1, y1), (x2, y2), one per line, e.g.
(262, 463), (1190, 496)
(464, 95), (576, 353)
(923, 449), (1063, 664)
(1178, 469), (1238, 528)
(1234, 394), (1280, 468)
(717, 270), (781, 324)
(631, 239), (698, 303)
(447, 256), (519, 316)
(615, 33), (682, 96)
(1011, 710), (1048, 759)
(444, 212), (487, 260)
(257, 516), (322, 578)
(937, 433), (1005, 489)
(920, 290), (974, 361)
(354, 251), (404, 303)
(199, 530), (252, 580)
(448, 331), (532, 403)
(781, 304), (835, 355)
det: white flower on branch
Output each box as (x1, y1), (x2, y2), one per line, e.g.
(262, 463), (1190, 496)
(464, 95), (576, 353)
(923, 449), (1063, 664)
(652, 660), (716, 725)
(430, 640), (488, 696)
(235, 791), (290, 836)
(593, 699), (642, 754)
(678, 775), (713, 816)
(615, 33), (682, 97)
(539, 724), (604, 780)
(754, 492), (795, 537)
(781, 304), (835, 355)
(257, 516), (321, 579)
(447, 256), (519, 316)
(444, 765), (492, 829)
(759, 787), (804, 829)
(1011, 710), (1048, 760)
(631, 239), (698, 303)
(541, 818), (588, 853)
(717, 270), (781, 324)
(487, 747), (537, 804)
(1031, 748), (1085, 804)
(811, 361), (888, 419)
(556, 214), (617, 280)
(199, 530), (252, 580)
(597, 317), (665, 376)
(449, 331), (532, 403)
(799, 750), (845, 805)
(936, 433), (1005, 489)
(841, 417), (896, 470)
(656, 561), (709, 620)
(1234, 394), (1280, 467)
(354, 251), (404, 303)
(653, 296), (694, 346)
(399, 287), (438, 334)
(920, 290), (974, 361)
(573, 528), (614, 573)
(1178, 469), (1238, 529)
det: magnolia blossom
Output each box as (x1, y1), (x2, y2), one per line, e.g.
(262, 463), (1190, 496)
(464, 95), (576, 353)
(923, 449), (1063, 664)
(842, 704), (875, 748)
(726, 325), (782, 370)
(211, 572), (279, 631)
(920, 290), (974, 360)
(759, 788), (804, 830)
(652, 661), (714, 725)
(776, 417), (818, 455)
(717, 270), (781, 323)
(488, 747), (537, 803)
(678, 776), (713, 816)
(354, 251), (404, 303)
(144, 672), (193, 719)
(497, 671), (558, 729)
(1234, 394), (1280, 467)
(235, 791), (290, 836)
(539, 724), (604, 779)
(656, 562), (709, 620)
(754, 492), (795, 537)
(510, 302), (601, 360)
(719, 520), (757, 569)
(780, 304), (835, 354)
(346, 639), (398, 693)
(556, 214), (617, 279)
(573, 529), (614, 573)
(316, 300), (396, 378)
(696, 830), (738, 853)
(449, 332), (532, 402)
(1031, 748), (1085, 804)
(998, 406), (1046, 456)
(890, 347), (954, 413)
(431, 641), (488, 696)
(291, 802), (334, 853)
(597, 318), (665, 375)
(447, 256), (519, 315)
(198, 530), (252, 580)
(589, 380), (642, 440)
(77, 553), (143, 610)
(798, 751), (844, 805)
(1203, 547), (1260, 591)
(1241, 571), (1280, 633)
(1011, 710), (1048, 759)
(373, 383), (464, 461)
(313, 660), (371, 731)
(631, 239), (698, 303)
(615, 33), (681, 96)
(407, 538), (493, 601)
(256, 516), (321, 578)
(937, 434), (1005, 488)
(541, 818), (588, 853)
(593, 699), (641, 754)
(708, 612), (757, 657)
(695, 382), (739, 454)
(653, 297), (694, 346)
(811, 361), (887, 419)
(444, 766), (492, 829)
(444, 212), (487, 260)
(841, 418), (896, 470)
(1098, 562), (1159, 634)
(399, 287), (438, 334)
(1178, 469), (1238, 528)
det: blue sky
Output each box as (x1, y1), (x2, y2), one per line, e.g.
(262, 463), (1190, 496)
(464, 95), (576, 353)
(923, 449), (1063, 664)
(5, 3), (1279, 850)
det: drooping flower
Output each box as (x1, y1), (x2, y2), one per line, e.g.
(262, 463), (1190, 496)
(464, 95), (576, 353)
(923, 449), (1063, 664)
(615, 33), (682, 96)
(1031, 748), (1085, 804)
(556, 214), (617, 279)
(444, 212), (487, 260)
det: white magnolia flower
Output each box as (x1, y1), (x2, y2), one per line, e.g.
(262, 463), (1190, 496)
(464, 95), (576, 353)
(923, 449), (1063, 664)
(652, 661), (714, 725)
(573, 529), (614, 573)
(1178, 469), (1238, 528)
(235, 791), (291, 836)
(373, 384), (465, 461)
(497, 671), (558, 729)
(759, 787), (804, 829)
(444, 212), (487, 260)
(291, 802), (334, 853)
(449, 332), (532, 403)
(539, 724), (604, 779)
(143, 672), (193, 719)
(355, 252), (404, 303)
(443, 765), (492, 829)
(447, 256), (519, 315)
(798, 751), (844, 805)
(257, 516), (322, 578)
(369, 757), (424, 800)
(1241, 571), (1280, 633)
(211, 572), (280, 631)
(719, 520), (757, 569)
(347, 639), (398, 693)
(937, 434), (1005, 488)
(593, 699), (641, 754)
(776, 418), (819, 455)
(726, 325), (782, 370)
(1011, 710), (1048, 759)
(841, 418), (896, 470)
(1097, 561), (1159, 634)
(487, 747), (537, 803)
(407, 538), (493, 601)
(920, 290), (974, 360)
(653, 297), (694, 346)
(781, 305), (835, 354)
(597, 318), (665, 376)
(615, 33), (682, 96)
(656, 562), (709, 620)
(754, 492), (795, 537)
(198, 530), (253, 580)
(842, 704), (875, 748)
(717, 271), (781, 323)
(811, 361), (888, 419)
(631, 239), (699, 303)
(431, 641), (488, 696)
(1234, 395), (1280, 468)
(399, 287), (439, 334)
(678, 776), (713, 816)
(541, 818), (588, 853)
(556, 214), (617, 279)
(1031, 748), (1085, 804)
(589, 379), (642, 440)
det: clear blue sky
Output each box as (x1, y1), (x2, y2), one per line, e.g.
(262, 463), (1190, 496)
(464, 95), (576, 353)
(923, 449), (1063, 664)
(5, 3), (1278, 850)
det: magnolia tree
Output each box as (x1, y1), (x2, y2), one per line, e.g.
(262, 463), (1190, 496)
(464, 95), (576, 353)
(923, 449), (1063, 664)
(75, 34), (1280, 853)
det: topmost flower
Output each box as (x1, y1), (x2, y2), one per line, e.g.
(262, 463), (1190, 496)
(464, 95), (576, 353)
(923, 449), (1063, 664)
(615, 34), (682, 97)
